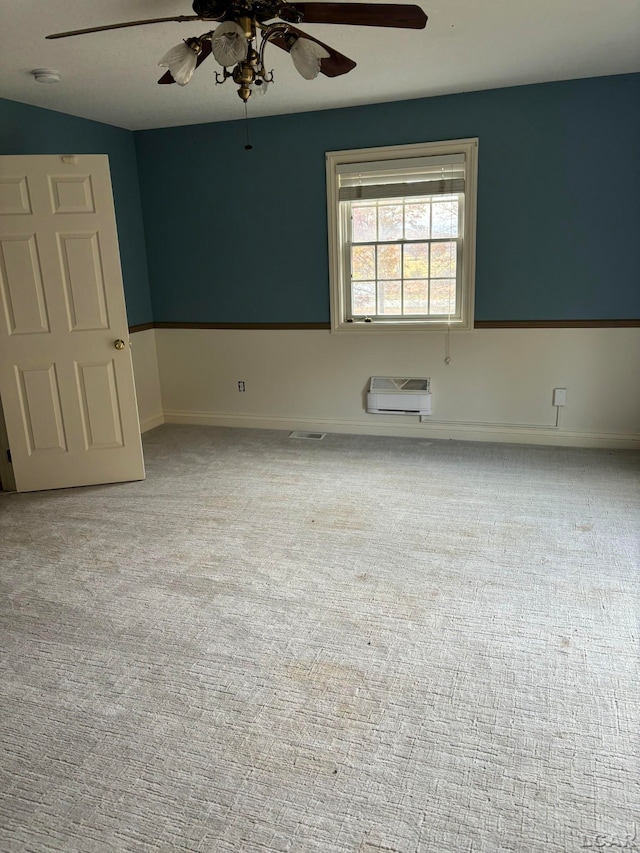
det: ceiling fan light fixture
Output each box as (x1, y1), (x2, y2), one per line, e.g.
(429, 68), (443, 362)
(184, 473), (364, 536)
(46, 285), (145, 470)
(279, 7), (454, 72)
(45, 1), (428, 106)
(158, 40), (201, 85)
(290, 37), (329, 80)
(211, 21), (249, 67)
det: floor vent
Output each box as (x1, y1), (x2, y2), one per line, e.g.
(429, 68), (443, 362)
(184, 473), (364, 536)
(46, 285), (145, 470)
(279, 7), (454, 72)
(289, 431), (327, 440)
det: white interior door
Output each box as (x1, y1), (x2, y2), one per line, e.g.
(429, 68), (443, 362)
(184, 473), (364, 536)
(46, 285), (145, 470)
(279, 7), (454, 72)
(0, 154), (145, 492)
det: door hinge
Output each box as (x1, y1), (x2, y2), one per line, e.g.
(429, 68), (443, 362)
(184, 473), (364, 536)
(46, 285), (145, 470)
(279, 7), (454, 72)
(6, 449), (11, 464)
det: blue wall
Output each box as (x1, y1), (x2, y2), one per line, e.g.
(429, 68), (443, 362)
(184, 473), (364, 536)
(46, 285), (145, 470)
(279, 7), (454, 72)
(2, 75), (639, 326)
(0, 98), (153, 326)
(135, 73), (640, 323)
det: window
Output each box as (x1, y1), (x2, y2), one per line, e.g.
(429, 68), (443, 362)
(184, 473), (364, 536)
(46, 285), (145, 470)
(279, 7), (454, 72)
(326, 138), (478, 332)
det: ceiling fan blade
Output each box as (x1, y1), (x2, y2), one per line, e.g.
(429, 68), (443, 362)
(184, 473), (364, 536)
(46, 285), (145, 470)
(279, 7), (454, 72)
(46, 15), (203, 40)
(291, 3), (427, 29)
(158, 37), (213, 84)
(269, 27), (356, 77)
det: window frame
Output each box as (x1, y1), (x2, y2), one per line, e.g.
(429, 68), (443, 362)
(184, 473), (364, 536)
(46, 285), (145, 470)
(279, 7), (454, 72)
(326, 138), (478, 333)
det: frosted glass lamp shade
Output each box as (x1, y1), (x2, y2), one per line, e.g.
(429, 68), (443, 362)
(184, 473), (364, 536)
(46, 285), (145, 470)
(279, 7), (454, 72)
(251, 78), (270, 97)
(290, 38), (329, 80)
(158, 42), (199, 86)
(212, 22), (248, 67)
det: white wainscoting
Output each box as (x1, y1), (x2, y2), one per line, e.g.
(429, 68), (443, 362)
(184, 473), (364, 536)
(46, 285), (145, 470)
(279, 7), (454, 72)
(130, 328), (164, 433)
(139, 327), (640, 449)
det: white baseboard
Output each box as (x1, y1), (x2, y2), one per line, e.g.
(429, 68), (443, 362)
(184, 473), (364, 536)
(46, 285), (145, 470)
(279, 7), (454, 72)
(140, 413), (165, 433)
(162, 410), (639, 449)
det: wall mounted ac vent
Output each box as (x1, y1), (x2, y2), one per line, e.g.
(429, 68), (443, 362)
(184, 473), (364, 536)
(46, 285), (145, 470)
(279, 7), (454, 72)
(289, 431), (327, 440)
(367, 376), (432, 416)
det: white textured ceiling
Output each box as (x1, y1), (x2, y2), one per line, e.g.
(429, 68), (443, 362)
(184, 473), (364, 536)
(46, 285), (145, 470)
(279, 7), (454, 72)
(1, 0), (639, 131)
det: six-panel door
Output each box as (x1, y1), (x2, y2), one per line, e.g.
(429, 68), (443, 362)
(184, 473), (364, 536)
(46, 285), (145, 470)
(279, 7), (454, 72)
(0, 154), (145, 492)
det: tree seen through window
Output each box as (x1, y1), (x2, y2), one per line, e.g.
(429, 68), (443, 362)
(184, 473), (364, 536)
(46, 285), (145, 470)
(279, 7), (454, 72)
(350, 196), (459, 317)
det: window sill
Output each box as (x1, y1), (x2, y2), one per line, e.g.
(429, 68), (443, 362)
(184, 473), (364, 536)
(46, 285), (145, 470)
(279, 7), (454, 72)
(331, 318), (474, 333)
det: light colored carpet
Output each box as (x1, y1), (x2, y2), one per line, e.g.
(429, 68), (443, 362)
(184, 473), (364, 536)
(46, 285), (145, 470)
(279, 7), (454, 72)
(0, 425), (638, 853)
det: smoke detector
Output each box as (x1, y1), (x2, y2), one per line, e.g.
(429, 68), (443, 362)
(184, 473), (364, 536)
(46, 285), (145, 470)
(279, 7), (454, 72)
(31, 68), (60, 84)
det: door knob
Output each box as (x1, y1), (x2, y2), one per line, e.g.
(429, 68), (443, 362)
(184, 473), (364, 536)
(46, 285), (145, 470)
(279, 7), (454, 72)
(114, 339), (126, 350)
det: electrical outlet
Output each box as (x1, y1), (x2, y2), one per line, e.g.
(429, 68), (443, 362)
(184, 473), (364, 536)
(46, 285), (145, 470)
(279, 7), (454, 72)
(553, 388), (567, 407)
(238, 380), (246, 392)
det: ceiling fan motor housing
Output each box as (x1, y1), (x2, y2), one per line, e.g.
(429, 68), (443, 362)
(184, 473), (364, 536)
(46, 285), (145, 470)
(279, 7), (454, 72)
(192, 0), (228, 18)
(193, 0), (303, 24)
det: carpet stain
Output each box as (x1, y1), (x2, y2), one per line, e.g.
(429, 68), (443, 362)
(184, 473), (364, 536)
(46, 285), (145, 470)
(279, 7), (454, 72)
(285, 660), (366, 691)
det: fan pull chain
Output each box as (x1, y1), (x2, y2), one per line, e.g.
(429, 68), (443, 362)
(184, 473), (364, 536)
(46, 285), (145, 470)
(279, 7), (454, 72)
(444, 323), (451, 365)
(244, 102), (253, 150)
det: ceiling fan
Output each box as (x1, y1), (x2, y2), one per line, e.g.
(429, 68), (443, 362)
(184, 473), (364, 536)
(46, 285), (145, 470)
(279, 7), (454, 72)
(46, 0), (428, 103)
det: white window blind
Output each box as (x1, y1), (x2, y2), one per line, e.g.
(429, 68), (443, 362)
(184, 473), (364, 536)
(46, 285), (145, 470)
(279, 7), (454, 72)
(337, 153), (466, 201)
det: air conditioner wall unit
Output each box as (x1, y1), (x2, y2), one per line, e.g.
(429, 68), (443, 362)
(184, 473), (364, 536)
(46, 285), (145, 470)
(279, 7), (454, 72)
(367, 376), (432, 416)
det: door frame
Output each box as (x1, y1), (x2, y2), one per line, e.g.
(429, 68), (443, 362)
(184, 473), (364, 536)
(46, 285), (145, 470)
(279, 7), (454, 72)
(0, 395), (16, 491)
